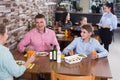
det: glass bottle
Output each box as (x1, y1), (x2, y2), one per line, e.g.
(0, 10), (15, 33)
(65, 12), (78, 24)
(53, 45), (57, 61)
(28, 21), (31, 31)
(68, 29), (71, 38)
(65, 30), (68, 38)
(57, 50), (61, 63)
(49, 44), (53, 60)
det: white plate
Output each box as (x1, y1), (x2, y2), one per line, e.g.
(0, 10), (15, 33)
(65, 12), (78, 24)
(56, 34), (65, 38)
(96, 23), (102, 26)
(77, 54), (87, 58)
(64, 55), (82, 64)
(16, 60), (25, 65)
(36, 52), (49, 56)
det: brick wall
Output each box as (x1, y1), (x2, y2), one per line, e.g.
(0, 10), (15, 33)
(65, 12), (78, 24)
(0, 0), (57, 49)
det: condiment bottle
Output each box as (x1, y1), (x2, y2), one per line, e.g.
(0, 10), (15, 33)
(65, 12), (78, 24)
(68, 29), (71, 38)
(65, 30), (68, 38)
(57, 50), (61, 63)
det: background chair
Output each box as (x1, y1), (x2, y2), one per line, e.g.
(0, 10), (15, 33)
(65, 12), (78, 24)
(51, 70), (95, 80)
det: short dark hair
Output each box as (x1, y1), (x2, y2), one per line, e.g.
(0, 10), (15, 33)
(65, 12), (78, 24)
(35, 14), (45, 19)
(81, 24), (93, 32)
(0, 24), (6, 35)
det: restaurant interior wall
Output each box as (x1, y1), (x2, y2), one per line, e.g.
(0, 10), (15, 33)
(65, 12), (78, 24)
(80, 0), (90, 13)
(114, 0), (120, 27)
(0, 0), (57, 49)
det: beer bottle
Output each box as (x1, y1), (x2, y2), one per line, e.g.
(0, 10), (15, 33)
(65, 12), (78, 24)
(53, 45), (57, 61)
(28, 21), (31, 31)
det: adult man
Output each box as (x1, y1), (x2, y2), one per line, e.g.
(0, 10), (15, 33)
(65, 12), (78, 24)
(17, 14), (60, 53)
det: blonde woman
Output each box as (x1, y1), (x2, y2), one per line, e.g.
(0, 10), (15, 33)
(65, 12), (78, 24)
(0, 24), (35, 80)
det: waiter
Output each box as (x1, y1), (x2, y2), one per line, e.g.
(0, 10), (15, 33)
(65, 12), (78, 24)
(99, 2), (117, 51)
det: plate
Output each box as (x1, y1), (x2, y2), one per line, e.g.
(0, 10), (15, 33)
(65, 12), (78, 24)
(36, 52), (49, 56)
(56, 34), (65, 38)
(96, 23), (102, 26)
(16, 60), (25, 65)
(77, 54), (87, 58)
(64, 55), (82, 64)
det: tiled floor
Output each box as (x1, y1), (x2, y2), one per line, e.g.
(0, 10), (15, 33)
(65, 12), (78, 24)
(108, 27), (120, 80)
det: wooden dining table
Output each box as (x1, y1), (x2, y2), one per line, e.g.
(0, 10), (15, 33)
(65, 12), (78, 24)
(12, 50), (112, 80)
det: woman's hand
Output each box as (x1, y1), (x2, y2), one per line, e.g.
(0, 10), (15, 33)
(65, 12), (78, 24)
(24, 53), (36, 68)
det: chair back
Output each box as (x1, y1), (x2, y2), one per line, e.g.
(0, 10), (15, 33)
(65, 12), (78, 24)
(51, 70), (95, 80)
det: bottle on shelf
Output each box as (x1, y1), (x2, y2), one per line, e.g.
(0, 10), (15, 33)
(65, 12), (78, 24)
(27, 21), (31, 31)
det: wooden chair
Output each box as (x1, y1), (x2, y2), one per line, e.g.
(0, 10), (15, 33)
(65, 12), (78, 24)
(51, 70), (95, 80)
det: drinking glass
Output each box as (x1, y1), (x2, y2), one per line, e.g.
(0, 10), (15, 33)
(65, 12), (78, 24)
(90, 50), (97, 59)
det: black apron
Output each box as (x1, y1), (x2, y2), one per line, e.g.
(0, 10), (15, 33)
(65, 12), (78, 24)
(99, 28), (113, 44)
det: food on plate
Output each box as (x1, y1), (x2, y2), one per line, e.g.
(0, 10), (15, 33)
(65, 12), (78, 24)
(39, 52), (47, 56)
(78, 54), (87, 58)
(16, 60), (25, 65)
(64, 55), (82, 64)
(36, 52), (48, 56)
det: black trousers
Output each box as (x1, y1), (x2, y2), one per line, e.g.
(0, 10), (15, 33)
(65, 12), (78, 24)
(99, 28), (113, 51)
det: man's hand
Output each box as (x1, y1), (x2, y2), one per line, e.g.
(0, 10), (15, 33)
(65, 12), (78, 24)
(25, 46), (34, 52)
(90, 50), (98, 59)
(69, 50), (74, 56)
